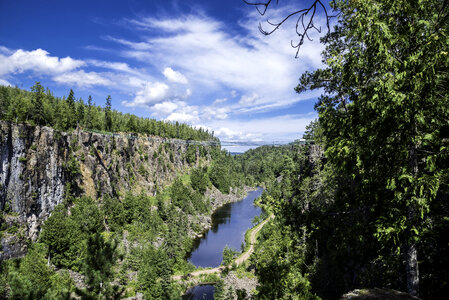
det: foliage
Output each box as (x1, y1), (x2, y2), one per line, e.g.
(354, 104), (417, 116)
(7, 243), (73, 299)
(190, 166), (209, 194)
(222, 245), (239, 266)
(78, 232), (121, 298)
(294, 0), (449, 297)
(137, 245), (177, 299)
(251, 221), (318, 300)
(0, 85), (218, 142)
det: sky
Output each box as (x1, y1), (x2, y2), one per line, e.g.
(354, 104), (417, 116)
(0, 0), (327, 152)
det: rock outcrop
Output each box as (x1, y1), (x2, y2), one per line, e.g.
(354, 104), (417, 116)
(0, 121), (214, 259)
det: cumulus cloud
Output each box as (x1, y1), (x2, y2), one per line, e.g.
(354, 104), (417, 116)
(166, 111), (199, 123)
(114, 12), (324, 113)
(53, 70), (112, 87)
(207, 113), (317, 143)
(163, 67), (188, 84)
(123, 81), (170, 107)
(153, 101), (178, 115)
(0, 79), (12, 86)
(165, 102), (200, 123)
(202, 106), (229, 120)
(0, 48), (84, 76)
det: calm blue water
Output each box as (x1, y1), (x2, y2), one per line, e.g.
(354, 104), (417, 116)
(187, 187), (263, 268)
(182, 285), (215, 300)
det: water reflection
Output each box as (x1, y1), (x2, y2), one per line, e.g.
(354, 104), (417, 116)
(186, 187), (263, 268)
(182, 285), (215, 300)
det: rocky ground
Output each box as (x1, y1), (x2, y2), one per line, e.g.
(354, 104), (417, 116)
(221, 271), (259, 299)
(340, 288), (421, 300)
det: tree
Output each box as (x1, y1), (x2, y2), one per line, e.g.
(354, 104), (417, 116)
(66, 89), (76, 129)
(222, 245), (238, 266)
(294, 0), (449, 296)
(105, 95), (112, 132)
(7, 243), (72, 299)
(191, 167), (209, 194)
(30, 82), (45, 126)
(77, 98), (85, 127)
(244, 0), (335, 57)
(80, 233), (119, 298)
(126, 114), (138, 133)
(86, 95), (93, 129)
(0, 86), (9, 120)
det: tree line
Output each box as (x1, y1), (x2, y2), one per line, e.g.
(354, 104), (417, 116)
(0, 83), (217, 142)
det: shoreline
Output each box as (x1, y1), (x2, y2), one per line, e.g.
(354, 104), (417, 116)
(189, 185), (259, 239)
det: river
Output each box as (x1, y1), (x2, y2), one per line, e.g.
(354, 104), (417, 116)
(183, 187), (263, 299)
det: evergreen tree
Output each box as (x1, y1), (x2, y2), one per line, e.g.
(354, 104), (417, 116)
(30, 82), (45, 126)
(295, 0), (449, 295)
(105, 95), (112, 132)
(0, 86), (9, 120)
(66, 89), (76, 129)
(81, 233), (117, 297)
(77, 98), (85, 127)
(86, 95), (93, 129)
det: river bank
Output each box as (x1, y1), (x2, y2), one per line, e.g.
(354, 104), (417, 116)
(189, 185), (258, 239)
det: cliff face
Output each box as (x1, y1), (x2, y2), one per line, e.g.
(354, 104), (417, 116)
(0, 121), (212, 259)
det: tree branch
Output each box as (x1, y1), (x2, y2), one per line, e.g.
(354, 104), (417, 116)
(243, 0), (337, 57)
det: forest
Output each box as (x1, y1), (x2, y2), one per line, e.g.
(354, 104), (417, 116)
(0, 84), (217, 142)
(0, 133), (246, 298)
(238, 0), (448, 299)
(0, 0), (448, 299)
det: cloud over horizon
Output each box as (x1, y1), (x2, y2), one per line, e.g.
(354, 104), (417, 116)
(0, 6), (324, 147)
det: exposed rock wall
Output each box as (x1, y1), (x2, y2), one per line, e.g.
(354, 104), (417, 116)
(0, 121), (213, 259)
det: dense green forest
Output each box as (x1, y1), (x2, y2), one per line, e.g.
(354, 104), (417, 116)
(0, 84), (217, 142)
(0, 142), (246, 299)
(239, 0), (449, 298)
(0, 0), (448, 298)
(239, 120), (448, 299)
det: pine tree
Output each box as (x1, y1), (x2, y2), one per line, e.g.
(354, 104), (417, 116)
(0, 86), (9, 120)
(77, 98), (85, 127)
(82, 233), (116, 297)
(66, 89), (76, 129)
(105, 95), (112, 132)
(86, 95), (93, 129)
(295, 0), (449, 295)
(30, 82), (45, 126)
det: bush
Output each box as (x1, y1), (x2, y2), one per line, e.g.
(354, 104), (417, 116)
(190, 167), (209, 194)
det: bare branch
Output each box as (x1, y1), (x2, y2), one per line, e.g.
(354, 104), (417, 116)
(243, 0), (337, 57)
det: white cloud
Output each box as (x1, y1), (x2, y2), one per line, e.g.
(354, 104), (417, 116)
(153, 101), (178, 115)
(163, 67), (188, 84)
(213, 98), (228, 105)
(106, 36), (153, 51)
(114, 13), (324, 113)
(0, 48), (84, 76)
(166, 111), (199, 123)
(53, 70), (112, 87)
(123, 81), (170, 107)
(87, 59), (143, 76)
(164, 102), (200, 123)
(207, 113), (317, 143)
(0, 79), (12, 86)
(239, 93), (259, 106)
(202, 106), (229, 120)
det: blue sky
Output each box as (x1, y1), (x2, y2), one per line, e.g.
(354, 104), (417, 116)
(0, 0), (326, 151)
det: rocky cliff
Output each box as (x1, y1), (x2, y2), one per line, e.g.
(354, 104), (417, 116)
(0, 121), (214, 259)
